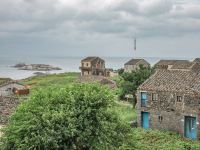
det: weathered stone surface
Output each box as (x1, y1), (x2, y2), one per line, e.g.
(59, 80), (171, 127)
(0, 97), (20, 124)
(137, 59), (200, 139)
(137, 90), (200, 139)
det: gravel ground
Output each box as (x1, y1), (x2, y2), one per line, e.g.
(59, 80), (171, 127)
(0, 96), (22, 124)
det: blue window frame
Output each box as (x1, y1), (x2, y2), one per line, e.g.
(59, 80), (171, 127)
(141, 92), (147, 107)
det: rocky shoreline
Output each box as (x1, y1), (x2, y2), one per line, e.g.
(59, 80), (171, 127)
(13, 63), (62, 71)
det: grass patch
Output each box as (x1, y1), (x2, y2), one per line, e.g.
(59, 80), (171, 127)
(131, 128), (200, 150)
(115, 102), (136, 122)
(19, 72), (80, 89)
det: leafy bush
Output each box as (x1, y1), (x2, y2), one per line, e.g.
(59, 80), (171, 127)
(1, 83), (131, 150)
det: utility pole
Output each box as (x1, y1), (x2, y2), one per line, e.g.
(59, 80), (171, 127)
(134, 38), (136, 51)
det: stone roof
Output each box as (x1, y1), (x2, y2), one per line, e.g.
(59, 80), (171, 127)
(125, 59), (147, 65)
(138, 69), (200, 93)
(81, 57), (104, 63)
(0, 81), (25, 89)
(194, 58), (200, 63)
(170, 61), (193, 70)
(155, 60), (188, 67)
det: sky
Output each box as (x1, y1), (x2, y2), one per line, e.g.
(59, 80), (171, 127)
(0, 0), (200, 58)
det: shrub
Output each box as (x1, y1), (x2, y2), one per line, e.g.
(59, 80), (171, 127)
(1, 83), (131, 150)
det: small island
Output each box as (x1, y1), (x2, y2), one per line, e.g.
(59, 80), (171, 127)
(13, 63), (62, 71)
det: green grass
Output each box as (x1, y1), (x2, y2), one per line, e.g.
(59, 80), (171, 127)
(131, 128), (200, 150)
(115, 101), (136, 122)
(19, 72), (80, 89)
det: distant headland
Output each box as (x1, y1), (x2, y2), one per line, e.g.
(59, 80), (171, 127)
(13, 63), (62, 71)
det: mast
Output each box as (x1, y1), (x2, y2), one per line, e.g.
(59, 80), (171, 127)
(134, 38), (136, 51)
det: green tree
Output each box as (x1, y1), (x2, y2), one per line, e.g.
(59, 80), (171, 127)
(1, 83), (131, 150)
(117, 68), (124, 76)
(118, 65), (154, 106)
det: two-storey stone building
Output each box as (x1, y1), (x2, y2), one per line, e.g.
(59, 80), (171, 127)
(80, 57), (110, 76)
(137, 58), (200, 140)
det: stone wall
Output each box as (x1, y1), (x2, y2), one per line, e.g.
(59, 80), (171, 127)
(137, 90), (200, 139)
(124, 60), (150, 73)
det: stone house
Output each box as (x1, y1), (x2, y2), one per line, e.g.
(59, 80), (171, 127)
(124, 59), (150, 73)
(0, 82), (29, 97)
(137, 58), (200, 140)
(80, 57), (110, 76)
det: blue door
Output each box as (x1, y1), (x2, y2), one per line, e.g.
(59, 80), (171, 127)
(141, 112), (149, 129)
(141, 92), (147, 107)
(184, 116), (196, 140)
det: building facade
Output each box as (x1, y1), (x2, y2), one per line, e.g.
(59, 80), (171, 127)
(124, 59), (150, 73)
(137, 58), (200, 140)
(80, 57), (107, 76)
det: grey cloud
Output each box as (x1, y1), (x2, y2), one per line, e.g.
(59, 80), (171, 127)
(0, 0), (200, 58)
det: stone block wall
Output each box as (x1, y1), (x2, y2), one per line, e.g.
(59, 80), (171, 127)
(137, 90), (200, 139)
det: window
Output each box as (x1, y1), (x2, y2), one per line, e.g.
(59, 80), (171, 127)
(5, 88), (11, 91)
(158, 115), (163, 123)
(141, 92), (147, 107)
(152, 93), (158, 101)
(177, 96), (182, 102)
(86, 63), (89, 66)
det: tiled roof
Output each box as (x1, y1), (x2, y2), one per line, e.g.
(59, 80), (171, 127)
(194, 58), (200, 63)
(125, 59), (147, 65)
(155, 60), (188, 67)
(81, 57), (104, 62)
(170, 61), (193, 70)
(138, 69), (200, 93)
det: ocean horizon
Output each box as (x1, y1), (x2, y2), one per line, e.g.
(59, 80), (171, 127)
(0, 55), (194, 80)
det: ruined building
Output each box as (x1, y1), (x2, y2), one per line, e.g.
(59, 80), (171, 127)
(80, 57), (110, 76)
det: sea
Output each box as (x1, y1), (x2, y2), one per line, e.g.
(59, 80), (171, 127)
(0, 55), (193, 80)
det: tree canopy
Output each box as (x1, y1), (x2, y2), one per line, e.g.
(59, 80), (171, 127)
(118, 65), (154, 102)
(1, 83), (131, 150)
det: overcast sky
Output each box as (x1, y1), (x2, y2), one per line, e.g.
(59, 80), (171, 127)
(0, 0), (200, 58)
